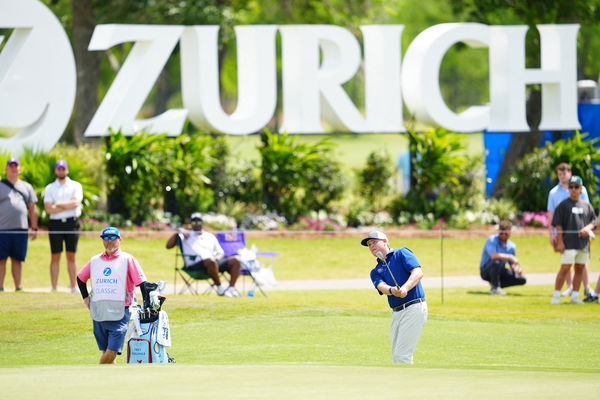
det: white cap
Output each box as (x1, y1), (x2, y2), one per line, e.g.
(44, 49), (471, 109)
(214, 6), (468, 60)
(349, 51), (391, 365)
(360, 231), (388, 246)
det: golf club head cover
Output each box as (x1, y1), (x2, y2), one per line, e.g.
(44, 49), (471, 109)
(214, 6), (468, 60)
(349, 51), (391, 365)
(140, 281), (158, 309)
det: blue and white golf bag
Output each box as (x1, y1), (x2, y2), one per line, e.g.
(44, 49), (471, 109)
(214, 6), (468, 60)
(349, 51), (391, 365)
(126, 281), (173, 363)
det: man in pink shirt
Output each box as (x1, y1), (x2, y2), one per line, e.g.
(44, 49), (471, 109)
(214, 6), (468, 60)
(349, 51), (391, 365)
(77, 226), (148, 364)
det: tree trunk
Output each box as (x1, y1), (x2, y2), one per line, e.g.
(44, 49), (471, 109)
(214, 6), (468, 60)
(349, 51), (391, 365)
(71, 0), (100, 143)
(153, 66), (178, 115)
(492, 89), (543, 198)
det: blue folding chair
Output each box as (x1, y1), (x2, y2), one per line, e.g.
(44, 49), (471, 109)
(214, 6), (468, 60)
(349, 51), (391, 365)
(216, 231), (278, 297)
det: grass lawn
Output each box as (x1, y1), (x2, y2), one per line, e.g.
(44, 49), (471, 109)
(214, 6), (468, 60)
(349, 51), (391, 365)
(12, 233), (600, 289)
(224, 132), (483, 173)
(1, 285), (599, 398)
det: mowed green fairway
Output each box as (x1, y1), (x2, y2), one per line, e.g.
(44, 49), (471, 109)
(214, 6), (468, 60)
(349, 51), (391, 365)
(1, 284), (599, 399)
(14, 232), (600, 288)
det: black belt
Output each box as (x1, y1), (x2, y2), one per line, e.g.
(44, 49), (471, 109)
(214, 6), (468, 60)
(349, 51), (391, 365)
(51, 217), (78, 223)
(392, 298), (425, 312)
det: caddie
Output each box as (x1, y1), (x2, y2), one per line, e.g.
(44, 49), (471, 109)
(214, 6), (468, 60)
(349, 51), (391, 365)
(361, 231), (427, 364)
(77, 227), (152, 364)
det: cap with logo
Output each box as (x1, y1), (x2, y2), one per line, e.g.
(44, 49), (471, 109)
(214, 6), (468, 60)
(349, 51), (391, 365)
(100, 226), (121, 239)
(360, 231), (388, 246)
(6, 157), (19, 166)
(569, 175), (583, 186)
(190, 212), (203, 221)
(55, 159), (68, 169)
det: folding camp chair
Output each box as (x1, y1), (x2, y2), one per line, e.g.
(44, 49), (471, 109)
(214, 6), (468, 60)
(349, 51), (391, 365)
(216, 231), (279, 298)
(173, 235), (229, 295)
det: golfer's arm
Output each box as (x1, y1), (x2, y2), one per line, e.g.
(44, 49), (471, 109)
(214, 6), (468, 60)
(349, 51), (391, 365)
(376, 282), (394, 295)
(400, 267), (423, 293)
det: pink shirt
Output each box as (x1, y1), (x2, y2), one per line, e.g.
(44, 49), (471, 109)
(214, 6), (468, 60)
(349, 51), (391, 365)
(77, 248), (146, 306)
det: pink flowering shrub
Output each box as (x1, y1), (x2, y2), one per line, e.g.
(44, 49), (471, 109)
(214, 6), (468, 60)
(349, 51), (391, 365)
(520, 211), (550, 227)
(291, 216), (342, 231)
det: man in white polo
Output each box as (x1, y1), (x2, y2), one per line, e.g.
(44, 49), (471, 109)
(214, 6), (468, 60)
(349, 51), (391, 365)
(44, 159), (83, 292)
(362, 231), (427, 364)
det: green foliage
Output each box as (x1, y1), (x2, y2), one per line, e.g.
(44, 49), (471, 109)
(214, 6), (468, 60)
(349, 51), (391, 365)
(389, 129), (482, 220)
(258, 130), (346, 222)
(1, 149), (101, 224)
(355, 150), (393, 209)
(505, 131), (600, 211)
(103, 130), (217, 224)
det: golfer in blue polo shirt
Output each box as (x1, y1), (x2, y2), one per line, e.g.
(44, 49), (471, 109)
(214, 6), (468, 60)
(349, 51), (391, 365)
(362, 231), (427, 364)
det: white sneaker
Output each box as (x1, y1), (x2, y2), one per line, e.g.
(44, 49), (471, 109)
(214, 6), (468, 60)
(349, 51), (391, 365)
(489, 287), (506, 295)
(561, 287), (573, 297)
(225, 286), (241, 297)
(550, 296), (560, 305)
(570, 297), (584, 304)
(216, 285), (228, 296)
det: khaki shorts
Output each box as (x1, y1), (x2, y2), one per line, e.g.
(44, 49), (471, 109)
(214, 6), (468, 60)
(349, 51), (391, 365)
(560, 249), (589, 265)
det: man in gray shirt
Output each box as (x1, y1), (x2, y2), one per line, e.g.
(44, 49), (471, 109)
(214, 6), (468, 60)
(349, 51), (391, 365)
(0, 158), (38, 291)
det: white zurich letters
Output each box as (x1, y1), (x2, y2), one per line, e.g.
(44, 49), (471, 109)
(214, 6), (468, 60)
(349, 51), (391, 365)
(0, 0), (75, 153)
(84, 24), (186, 137)
(0, 0), (583, 154)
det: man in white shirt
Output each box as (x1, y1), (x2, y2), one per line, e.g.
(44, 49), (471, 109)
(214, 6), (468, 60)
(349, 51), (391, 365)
(44, 160), (83, 292)
(166, 213), (241, 297)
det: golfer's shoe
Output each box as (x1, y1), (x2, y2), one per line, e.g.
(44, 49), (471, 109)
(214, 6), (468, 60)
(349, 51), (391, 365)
(561, 287), (573, 297)
(489, 287), (506, 295)
(550, 295), (560, 305)
(570, 297), (584, 304)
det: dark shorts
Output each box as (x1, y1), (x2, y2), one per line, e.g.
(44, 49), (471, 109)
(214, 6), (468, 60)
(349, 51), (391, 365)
(93, 308), (130, 354)
(186, 256), (232, 273)
(48, 218), (80, 254)
(0, 229), (28, 261)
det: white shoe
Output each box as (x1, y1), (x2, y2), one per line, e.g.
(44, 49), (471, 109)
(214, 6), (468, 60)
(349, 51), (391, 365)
(570, 297), (584, 304)
(550, 296), (560, 305)
(489, 287), (506, 295)
(216, 285), (228, 296)
(225, 286), (241, 298)
(561, 287), (573, 297)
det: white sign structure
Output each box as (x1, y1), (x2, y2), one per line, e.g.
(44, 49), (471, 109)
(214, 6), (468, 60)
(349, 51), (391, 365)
(0, 0), (75, 155)
(0, 0), (582, 155)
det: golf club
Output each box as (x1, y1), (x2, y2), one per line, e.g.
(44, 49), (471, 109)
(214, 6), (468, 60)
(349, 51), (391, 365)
(376, 251), (400, 289)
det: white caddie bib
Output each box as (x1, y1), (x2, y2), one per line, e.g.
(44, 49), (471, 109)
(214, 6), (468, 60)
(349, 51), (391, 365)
(89, 253), (129, 321)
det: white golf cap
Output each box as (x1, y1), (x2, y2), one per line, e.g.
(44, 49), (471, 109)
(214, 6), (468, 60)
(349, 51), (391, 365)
(360, 231), (388, 246)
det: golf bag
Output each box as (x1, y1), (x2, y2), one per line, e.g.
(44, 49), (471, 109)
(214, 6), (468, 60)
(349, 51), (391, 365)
(126, 281), (173, 363)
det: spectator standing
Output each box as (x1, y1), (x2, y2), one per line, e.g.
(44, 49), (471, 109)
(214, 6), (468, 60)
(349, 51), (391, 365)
(551, 176), (597, 304)
(44, 160), (83, 292)
(547, 162), (593, 297)
(362, 231), (427, 364)
(77, 227), (150, 364)
(166, 212), (241, 297)
(479, 221), (527, 295)
(0, 158), (38, 292)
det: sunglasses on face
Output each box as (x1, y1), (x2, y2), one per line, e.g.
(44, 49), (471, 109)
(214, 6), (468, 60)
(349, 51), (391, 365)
(102, 235), (119, 241)
(568, 185), (580, 189)
(499, 231), (509, 236)
(557, 167), (571, 172)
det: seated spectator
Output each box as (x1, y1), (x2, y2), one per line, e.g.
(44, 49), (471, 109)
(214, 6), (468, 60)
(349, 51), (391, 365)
(166, 213), (241, 297)
(479, 221), (527, 295)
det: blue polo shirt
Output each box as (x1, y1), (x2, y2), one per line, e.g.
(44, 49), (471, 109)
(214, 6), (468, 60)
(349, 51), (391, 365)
(479, 235), (516, 268)
(370, 247), (425, 309)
